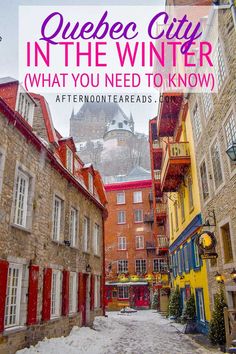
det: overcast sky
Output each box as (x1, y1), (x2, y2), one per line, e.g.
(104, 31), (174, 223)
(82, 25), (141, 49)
(0, 0), (164, 136)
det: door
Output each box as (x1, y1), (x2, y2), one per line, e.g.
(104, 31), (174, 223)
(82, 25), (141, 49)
(134, 286), (150, 308)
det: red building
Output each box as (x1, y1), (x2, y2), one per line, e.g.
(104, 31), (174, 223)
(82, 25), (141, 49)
(104, 167), (169, 311)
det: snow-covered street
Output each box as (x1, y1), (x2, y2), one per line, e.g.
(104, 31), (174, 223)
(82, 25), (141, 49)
(17, 311), (220, 354)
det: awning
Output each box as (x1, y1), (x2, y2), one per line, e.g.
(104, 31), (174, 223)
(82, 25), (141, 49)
(105, 281), (148, 286)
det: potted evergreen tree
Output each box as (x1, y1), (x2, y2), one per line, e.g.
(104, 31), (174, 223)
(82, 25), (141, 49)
(151, 291), (159, 311)
(168, 287), (181, 321)
(209, 287), (227, 352)
(181, 294), (197, 333)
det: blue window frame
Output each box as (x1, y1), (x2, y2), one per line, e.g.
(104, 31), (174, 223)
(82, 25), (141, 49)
(183, 243), (190, 273)
(177, 249), (182, 274)
(191, 237), (202, 270)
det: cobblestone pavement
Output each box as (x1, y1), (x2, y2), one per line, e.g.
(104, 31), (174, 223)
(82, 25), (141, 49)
(102, 311), (220, 354)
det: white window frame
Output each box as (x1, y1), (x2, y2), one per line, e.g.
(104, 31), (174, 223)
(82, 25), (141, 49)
(202, 93), (213, 120)
(16, 87), (35, 125)
(197, 289), (205, 322)
(118, 236), (126, 250)
(136, 235), (144, 250)
(199, 157), (210, 203)
(194, 239), (200, 268)
(153, 258), (168, 273)
(69, 272), (77, 314)
(214, 39), (228, 92)
(51, 270), (61, 318)
(118, 286), (129, 299)
(94, 223), (100, 255)
(134, 209), (143, 223)
(135, 259), (147, 274)
(4, 263), (23, 328)
(117, 211), (126, 224)
(117, 192), (125, 205)
(66, 148), (73, 173)
(133, 191), (142, 203)
(94, 275), (101, 308)
(192, 101), (202, 141)
(210, 137), (224, 192)
(118, 260), (128, 273)
(224, 110), (236, 149)
(83, 216), (90, 252)
(14, 169), (29, 228)
(52, 196), (62, 241)
(70, 207), (77, 247)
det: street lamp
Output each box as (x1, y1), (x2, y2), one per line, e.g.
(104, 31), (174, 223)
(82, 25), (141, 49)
(215, 272), (224, 284)
(230, 268), (236, 282)
(226, 142), (236, 162)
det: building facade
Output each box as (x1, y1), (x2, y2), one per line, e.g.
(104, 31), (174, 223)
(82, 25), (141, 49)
(104, 167), (170, 311)
(0, 78), (107, 353)
(187, 8), (236, 322)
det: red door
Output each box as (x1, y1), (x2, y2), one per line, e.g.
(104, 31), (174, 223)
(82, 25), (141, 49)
(134, 286), (150, 308)
(81, 274), (88, 326)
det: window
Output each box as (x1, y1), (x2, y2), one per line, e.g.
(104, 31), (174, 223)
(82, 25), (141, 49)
(174, 201), (179, 230)
(133, 191), (142, 203)
(94, 275), (101, 308)
(118, 260), (128, 273)
(134, 209), (143, 223)
(187, 176), (194, 211)
(93, 223), (100, 255)
(52, 196), (62, 241)
(172, 253), (178, 277)
(193, 239), (200, 268)
(221, 223), (233, 264)
(118, 122), (123, 129)
(66, 148), (73, 173)
(4, 264), (23, 327)
(177, 250), (182, 274)
(83, 217), (90, 252)
(14, 170), (29, 227)
(183, 244), (189, 272)
(196, 289), (205, 322)
(17, 92), (34, 124)
(170, 213), (174, 239)
(88, 173), (94, 194)
(118, 236), (126, 250)
(117, 211), (126, 224)
(179, 191), (185, 222)
(51, 270), (61, 318)
(70, 208), (77, 247)
(202, 93), (213, 119)
(153, 258), (168, 273)
(211, 139), (223, 189)
(135, 259), (146, 273)
(69, 272), (77, 313)
(215, 40), (227, 89)
(118, 286), (129, 299)
(117, 192), (125, 204)
(199, 160), (209, 201)
(136, 235), (144, 249)
(0, 148), (6, 194)
(192, 102), (202, 140)
(225, 112), (236, 148)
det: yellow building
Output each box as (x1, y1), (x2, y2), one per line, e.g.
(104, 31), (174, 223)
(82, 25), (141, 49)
(157, 93), (211, 334)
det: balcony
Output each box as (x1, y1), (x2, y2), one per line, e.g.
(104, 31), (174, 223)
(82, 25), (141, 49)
(146, 241), (156, 250)
(157, 93), (183, 137)
(154, 169), (161, 182)
(152, 139), (162, 149)
(144, 210), (154, 223)
(157, 236), (169, 255)
(156, 203), (167, 221)
(161, 142), (191, 192)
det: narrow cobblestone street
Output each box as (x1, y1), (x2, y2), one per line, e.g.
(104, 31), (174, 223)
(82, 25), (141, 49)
(18, 310), (220, 354)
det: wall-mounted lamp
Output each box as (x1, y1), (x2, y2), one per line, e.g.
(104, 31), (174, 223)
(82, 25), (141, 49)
(215, 272), (224, 284)
(226, 142), (236, 162)
(230, 268), (236, 283)
(86, 264), (92, 273)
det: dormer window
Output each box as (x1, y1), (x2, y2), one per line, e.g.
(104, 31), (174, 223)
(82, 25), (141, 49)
(17, 91), (34, 125)
(118, 123), (123, 128)
(88, 173), (94, 194)
(66, 148), (73, 173)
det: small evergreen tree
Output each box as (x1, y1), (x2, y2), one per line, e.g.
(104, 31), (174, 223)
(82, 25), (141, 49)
(152, 291), (159, 311)
(209, 287), (227, 345)
(181, 294), (196, 322)
(168, 287), (181, 320)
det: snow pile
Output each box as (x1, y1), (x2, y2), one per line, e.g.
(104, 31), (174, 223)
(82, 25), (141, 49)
(16, 316), (124, 354)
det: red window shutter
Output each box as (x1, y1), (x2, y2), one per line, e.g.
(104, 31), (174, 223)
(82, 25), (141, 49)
(42, 268), (52, 321)
(27, 264), (39, 325)
(62, 270), (69, 316)
(78, 272), (83, 312)
(90, 274), (94, 310)
(0, 260), (9, 332)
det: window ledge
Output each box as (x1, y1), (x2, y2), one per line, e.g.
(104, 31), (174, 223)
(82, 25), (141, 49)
(94, 254), (101, 258)
(4, 325), (27, 335)
(11, 224), (32, 234)
(83, 251), (90, 256)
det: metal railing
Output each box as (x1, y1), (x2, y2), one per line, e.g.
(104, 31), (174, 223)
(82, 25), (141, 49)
(154, 170), (161, 181)
(144, 211), (154, 223)
(146, 241), (156, 250)
(157, 236), (169, 248)
(153, 139), (162, 149)
(161, 142), (190, 184)
(156, 203), (167, 214)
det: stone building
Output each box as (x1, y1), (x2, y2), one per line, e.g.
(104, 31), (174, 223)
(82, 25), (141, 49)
(187, 8), (236, 315)
(104, 167), (170, 311)
(0, 77), (107, 353)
